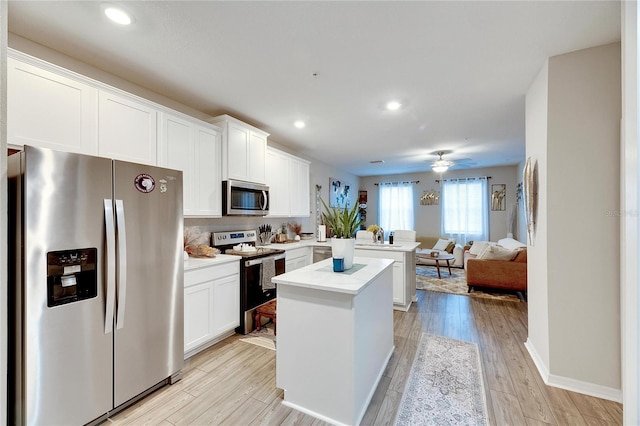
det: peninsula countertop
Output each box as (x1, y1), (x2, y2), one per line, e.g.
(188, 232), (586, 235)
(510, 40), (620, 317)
(263, 239), (420, 253)
(272, 256), (394, 295)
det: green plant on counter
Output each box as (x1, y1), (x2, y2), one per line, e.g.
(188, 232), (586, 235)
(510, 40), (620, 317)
(320, 198), (362, 239)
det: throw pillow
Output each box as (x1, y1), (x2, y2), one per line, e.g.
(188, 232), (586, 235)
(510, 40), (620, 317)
(445, 241), (456, 253)
(432, 238), (449, 251)
(497, 237), (527, 251)
(468, 241), (490, 256)
(478, 244), (518, 261)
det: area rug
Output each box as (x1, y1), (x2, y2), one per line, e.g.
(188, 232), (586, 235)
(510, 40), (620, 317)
(239, 325), (276, 351)
(395, 334), (489, 426)
(416, 265), (522, 302)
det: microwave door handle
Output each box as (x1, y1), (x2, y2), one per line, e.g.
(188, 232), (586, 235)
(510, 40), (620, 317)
(261, 190), (268, 211)
(115, 199), (128, 330)
(104, 199), (116, 334)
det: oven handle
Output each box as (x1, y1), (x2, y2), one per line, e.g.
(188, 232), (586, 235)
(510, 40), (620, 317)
(245, 253), (286, 267)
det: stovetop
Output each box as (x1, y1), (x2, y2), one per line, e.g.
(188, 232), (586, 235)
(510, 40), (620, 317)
(212, 230), (284, 259)
(224, 247), (284, 257)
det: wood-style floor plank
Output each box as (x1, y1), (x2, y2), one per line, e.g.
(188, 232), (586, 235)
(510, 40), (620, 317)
(104, 287), (622, 426)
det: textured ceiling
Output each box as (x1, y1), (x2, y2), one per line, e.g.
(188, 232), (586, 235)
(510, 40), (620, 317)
(7, 1), (621, 176)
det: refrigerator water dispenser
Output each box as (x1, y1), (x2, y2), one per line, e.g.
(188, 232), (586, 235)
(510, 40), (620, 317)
(47, 248), (97, 307)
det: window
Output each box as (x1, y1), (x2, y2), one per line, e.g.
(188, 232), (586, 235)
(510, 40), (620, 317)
(378, 182), (414, 237)
(441, 178), (489, 244)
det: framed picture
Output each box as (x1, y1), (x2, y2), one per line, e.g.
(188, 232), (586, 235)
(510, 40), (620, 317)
(329, 178), (351, 208)
(491, 184), (506, 211)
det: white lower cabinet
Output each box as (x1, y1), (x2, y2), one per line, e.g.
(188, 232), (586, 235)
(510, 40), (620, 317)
(184, 261), (240, 358)
(285, 247), (311, 272)
(354, 249), (413, 311)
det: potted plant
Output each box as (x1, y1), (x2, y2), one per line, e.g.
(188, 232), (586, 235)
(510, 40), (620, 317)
(321, 199), (362, 270)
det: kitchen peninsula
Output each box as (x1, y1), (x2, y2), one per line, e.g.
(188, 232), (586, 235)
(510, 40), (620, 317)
(273, 257), (394, 426)
(266, 239), (420, 311)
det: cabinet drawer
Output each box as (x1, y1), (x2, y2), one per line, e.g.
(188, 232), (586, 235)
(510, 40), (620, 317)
(185, 262), (239, 287)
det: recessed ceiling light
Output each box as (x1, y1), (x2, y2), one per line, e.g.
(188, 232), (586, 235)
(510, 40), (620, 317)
(104, 6), (133, 25)
(294, 120), (306, 129)
(386, 101), (402, 111)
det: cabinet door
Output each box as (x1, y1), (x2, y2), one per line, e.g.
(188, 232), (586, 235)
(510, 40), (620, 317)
(99, 90), (157, 165)
(212, 274), (240, 335)
(184, 281), (214, 353)
(226, 122), (250, 181)
(248, 131), (267, 184)
(392, 262), (405, 304)
(289, 158), (310, 217)
(7, 56), (99, 154)
(161, 113), (196, 214)
(195, 125), (222, 216)
(266, 149), (290, 217)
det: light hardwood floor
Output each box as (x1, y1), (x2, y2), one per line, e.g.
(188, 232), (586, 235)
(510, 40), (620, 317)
(106, 290), (622, 425)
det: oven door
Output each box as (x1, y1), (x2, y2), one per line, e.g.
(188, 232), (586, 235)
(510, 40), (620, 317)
(241, 253), (286, 311)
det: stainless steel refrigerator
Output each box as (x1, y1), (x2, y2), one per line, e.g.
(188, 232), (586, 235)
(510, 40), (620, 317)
(8, 146), (184, 425)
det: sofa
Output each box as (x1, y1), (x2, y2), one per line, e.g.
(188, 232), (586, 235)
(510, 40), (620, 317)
(464, 238), (527, 297)
(415, 236), (464, 268)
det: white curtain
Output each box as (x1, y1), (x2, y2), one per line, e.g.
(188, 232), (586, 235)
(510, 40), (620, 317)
(378, 182), (414, 238)
(441, 177), (489, 244)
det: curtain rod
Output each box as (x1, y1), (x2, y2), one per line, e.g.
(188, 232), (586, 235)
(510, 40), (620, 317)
(435, 176), (491, 183)
(374, 180), (419, 186)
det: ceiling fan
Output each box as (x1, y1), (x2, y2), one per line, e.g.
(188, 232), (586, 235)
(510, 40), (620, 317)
(429, 151), (474, 173)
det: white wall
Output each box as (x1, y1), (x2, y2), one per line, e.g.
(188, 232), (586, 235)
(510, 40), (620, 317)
(526, 43), (622, 401)
(525, 60), (550, 377)
(359, 165), (520, 244)
(621, 2), (640, 422)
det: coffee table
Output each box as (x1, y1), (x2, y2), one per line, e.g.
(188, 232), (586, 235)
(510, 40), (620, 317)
(432, 253), (455, 279)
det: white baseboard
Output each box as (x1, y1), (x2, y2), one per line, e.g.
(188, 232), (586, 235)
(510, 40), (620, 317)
(525, 339), (622, 403)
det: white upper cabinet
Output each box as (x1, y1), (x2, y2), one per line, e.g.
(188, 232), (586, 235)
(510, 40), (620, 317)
(289, 158), (310, 217)
(158, 112), (221, 217)
(7, 55), (99, 155)
(98, 91), (157, 165)
(266, 149), (291, 217)
(266, 147), (310, 218)
(208, 115), (268, 184)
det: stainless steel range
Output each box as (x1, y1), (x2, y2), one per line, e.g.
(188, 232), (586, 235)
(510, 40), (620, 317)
(212, 230), (285, 334)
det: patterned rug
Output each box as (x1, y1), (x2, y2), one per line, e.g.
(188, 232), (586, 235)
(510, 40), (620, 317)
(416, 265), (522, 302)
(239, 324), (276, 351)
(395, 334), (489, 426)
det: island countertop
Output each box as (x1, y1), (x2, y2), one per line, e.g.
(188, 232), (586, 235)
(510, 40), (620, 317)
(272, 256), (394, 295)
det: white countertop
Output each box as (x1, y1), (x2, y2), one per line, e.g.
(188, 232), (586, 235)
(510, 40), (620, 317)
(183, 254), (241, 271)
(263, 239), (419, 253)
(272, 256), (394, 295)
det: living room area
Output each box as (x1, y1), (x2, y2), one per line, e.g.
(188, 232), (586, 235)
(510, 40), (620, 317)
(356, 37), (625, 423)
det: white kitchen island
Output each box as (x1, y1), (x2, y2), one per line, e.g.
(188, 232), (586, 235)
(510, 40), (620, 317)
(273, 257), (394, 426)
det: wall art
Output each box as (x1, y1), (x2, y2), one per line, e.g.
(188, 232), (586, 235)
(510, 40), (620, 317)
(491, 184), (506, 211)
(329, 178), (351, 208)
(420, 189), (440, 205)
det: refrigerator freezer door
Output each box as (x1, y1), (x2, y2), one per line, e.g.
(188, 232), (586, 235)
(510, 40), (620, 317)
(16, 146), (114, 425)
(112, 160), (184, 407)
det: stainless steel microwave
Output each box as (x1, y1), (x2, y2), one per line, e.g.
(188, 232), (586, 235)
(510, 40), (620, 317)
(222, 180), (269, 216)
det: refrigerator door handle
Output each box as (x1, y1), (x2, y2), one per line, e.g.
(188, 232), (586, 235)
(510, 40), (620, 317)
(104, 199), (116, 334)
(115, 199), (128, 330)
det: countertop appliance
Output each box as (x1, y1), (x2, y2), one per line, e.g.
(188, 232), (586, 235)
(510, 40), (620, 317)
(212, 230), (285, 334)
(8, 146), (184, 425)
(222, 179), (269, 216)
